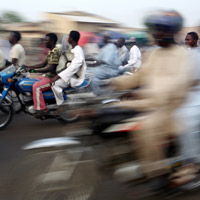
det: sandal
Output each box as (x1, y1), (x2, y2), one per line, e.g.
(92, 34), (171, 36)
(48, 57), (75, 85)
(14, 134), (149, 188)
(169, 164), (199, 186)
(34, 109), (48, 117)
(54, 107), (63, 116)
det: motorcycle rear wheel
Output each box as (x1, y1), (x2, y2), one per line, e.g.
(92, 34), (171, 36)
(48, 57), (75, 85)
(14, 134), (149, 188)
(57, 110), (79, 123)
(0, 99), (13, 130)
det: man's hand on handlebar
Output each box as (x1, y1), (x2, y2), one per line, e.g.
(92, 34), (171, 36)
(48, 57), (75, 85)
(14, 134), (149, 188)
(23, 65), (34, 73)
(120, 91), (141, 101)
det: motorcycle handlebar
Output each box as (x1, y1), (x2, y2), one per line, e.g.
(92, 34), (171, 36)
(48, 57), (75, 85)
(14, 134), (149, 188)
(15, 65), (28, 77)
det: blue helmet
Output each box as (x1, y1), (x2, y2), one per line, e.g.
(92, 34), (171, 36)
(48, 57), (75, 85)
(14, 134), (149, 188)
(144, 10), (183, 33)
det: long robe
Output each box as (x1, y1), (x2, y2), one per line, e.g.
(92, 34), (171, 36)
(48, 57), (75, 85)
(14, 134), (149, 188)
(111, 44), (192, 175)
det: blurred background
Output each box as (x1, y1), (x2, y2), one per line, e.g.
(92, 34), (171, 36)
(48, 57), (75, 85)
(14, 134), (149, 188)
(1, 1), (200, 200)
(0, 0), (199, 65)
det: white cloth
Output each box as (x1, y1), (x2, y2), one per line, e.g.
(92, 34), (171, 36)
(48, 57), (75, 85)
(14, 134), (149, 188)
(0, 49), (5, 69)
(119, 45), (142, 71)
(9, 43), (26, 66)
(52, 45), (86, 105)
(186, 46), (200, 52)
(89, 43), (121, 95)
(175, 49), (200, 161)
(0, 39), (12, 60)
(118, 45), (129, 64)
(96, 43), (121, 69)
(51, 79), (68, 105)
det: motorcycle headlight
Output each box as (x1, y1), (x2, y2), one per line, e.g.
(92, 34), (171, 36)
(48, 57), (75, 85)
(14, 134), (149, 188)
(7, 78), (13, 83)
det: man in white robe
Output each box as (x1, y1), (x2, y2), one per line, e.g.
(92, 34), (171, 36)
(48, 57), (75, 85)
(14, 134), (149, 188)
(51, 31), (86, 105)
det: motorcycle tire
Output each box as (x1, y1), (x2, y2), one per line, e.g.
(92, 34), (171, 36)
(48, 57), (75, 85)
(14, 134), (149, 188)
(0, 99), (13, 130)
(8, 148), (99, 200)
(57, 110), (79, 123)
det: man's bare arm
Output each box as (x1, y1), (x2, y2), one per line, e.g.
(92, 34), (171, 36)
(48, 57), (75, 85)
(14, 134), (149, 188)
(34, 64), (57, 73)
(27, 60), (48, 69)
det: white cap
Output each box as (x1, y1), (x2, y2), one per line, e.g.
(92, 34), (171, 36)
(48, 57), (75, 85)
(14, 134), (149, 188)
(102, 31), (111, 37)
(128, 37), (136, 42)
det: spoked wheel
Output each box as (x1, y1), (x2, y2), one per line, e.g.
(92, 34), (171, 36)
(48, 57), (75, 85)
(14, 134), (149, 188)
(56, 102), (81, 123)
(0, 99), (13, 130)
(9, 150), (68, 200)
(8, 148), (100, 200)
(57, 110), (79, 123)
(66, 160), (100, 200)
(56, 98), (91, 123)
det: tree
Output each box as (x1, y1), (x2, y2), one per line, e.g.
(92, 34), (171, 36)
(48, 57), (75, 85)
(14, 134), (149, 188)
(0, 11), (25, 23)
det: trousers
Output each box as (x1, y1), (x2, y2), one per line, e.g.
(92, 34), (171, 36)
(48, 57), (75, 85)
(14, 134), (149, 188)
(32, 76), (51, 110)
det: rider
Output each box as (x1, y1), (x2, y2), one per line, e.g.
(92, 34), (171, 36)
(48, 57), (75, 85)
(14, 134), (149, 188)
(118, 37), (142, 73)
(111, 10), (192, 178)
(0, 31), (26, 71)
(171, 32), (200, 184)
(116, 37), (129, 65)
(26, 33), (61, 116)
(9, 31), (26, 68)
(185, 32), (199, 50)
(50, 30), (87, 107)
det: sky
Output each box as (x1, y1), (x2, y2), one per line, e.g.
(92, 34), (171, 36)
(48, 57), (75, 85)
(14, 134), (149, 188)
(0, 0), (200, 28)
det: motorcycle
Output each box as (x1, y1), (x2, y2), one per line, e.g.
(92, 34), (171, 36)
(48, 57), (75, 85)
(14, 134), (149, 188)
(0, 64), (93, 130)
(8, 95), (200, 200)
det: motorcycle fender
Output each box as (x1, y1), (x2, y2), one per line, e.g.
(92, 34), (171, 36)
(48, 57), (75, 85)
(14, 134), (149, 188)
(22, 137), (80, 150)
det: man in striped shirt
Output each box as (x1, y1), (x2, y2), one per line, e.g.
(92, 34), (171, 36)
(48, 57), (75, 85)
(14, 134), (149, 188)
(26, 33), (61, 116)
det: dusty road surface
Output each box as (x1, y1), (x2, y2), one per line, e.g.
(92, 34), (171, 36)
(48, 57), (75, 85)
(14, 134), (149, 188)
(0, 112), (200, 200)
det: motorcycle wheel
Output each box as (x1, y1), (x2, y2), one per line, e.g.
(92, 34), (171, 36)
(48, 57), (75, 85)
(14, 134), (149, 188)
(8, 148), (99, 200)
(57, 110), (79, 123)
(0, 99), (13, 130)
(56, 98), (88, 123)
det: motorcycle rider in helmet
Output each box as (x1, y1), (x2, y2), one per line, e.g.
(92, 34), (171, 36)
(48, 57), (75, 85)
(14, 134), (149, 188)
(111, 10), (193, 179)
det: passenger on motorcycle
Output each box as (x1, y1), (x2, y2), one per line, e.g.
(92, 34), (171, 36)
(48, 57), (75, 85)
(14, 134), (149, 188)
(25, 33), (61, 116)
(50, 31), (87, 108)
(111, 10), (193, 179)
(118, 37), (142, 74)
(171, 32), (200, 185)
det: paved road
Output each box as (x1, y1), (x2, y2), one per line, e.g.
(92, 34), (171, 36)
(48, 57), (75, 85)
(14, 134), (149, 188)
(0, 112), (131, 200)
(1, 112), (200, 200)
(0, 112), (68, 199)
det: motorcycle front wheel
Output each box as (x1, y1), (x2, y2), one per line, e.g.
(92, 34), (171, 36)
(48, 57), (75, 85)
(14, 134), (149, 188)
(8, 148), (99, 200)
(0, 99), (13, 130)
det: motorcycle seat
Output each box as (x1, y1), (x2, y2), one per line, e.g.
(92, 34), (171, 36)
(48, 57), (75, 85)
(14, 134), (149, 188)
(63, 79), (90, 92)
(43, 79), (90, 98)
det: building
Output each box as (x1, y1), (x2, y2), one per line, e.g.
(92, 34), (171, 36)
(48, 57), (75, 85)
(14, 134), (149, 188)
(43, 11), (138, 34)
